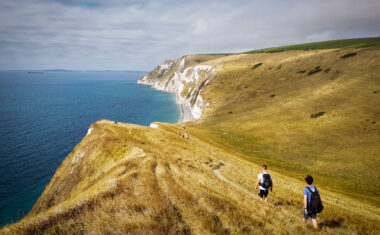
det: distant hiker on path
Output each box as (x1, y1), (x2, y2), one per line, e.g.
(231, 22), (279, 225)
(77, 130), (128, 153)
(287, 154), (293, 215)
(255, 165), (273, 203)
(302, 175), (324, 229)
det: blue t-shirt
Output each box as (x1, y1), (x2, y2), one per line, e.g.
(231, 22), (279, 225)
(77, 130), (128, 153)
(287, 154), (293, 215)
(303, 185), (319, 205)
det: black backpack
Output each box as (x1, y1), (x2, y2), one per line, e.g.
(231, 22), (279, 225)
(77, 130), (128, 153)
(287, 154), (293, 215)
(306, 186), (324, 214)
(260, 173), (272, 189)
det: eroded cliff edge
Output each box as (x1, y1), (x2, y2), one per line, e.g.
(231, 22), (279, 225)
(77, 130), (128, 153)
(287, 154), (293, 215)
(138, 56), (217, 122)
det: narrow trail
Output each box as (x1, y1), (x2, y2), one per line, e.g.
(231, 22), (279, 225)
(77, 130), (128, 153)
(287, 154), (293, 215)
(212, 169), (256, 198)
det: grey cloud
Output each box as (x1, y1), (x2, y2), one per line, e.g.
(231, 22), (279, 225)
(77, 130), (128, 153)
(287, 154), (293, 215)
(0, 0), (379, 70)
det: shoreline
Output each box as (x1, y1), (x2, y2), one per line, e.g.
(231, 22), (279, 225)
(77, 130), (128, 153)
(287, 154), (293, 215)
(138, 80), (196, 124)
(178, 102), (194, 123)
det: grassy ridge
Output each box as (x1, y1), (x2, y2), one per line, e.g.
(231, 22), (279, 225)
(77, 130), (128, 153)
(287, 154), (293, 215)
(2, 121), (379, 234)
(246, 37), (380, 53)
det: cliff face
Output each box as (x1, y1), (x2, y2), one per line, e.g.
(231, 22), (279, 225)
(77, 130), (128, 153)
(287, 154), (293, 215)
(138, 56), (217, 122)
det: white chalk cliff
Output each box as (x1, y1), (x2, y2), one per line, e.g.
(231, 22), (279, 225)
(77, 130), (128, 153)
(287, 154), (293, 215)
(138, 56), (216, 122)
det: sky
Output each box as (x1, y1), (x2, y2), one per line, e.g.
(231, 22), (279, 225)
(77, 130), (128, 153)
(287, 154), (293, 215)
(0, 0), (379, 71)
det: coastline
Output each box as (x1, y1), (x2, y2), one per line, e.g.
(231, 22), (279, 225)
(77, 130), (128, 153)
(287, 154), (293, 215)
(137, 81), (196, 124)
(178, 102), (194, 123)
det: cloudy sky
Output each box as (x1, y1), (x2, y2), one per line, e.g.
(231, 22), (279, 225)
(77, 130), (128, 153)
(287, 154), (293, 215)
(0, 0), (379, 71)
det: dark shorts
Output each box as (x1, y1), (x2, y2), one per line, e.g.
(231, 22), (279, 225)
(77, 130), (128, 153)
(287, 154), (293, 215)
(303, 208), (317, 219)
(258, 189), (269, 198)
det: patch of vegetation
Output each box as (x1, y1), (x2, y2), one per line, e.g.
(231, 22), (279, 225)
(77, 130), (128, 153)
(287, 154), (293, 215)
(296, 70), (306, 73)
(245, 37), (380, 53)
(308, 66), (322, 75)
(341, 52), (357, 59)
(277, 65), (282, 70)
(251, 63), (262, 70)
(325, 68), (330, 73)
(195, 59), (202, 63)
(311, 112), (326, 118)
(270, 94), (276, 98)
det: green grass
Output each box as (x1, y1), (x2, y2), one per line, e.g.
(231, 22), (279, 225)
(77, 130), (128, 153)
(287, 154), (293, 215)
(245, 37), (380, 53)
(197, 47), (380, 206)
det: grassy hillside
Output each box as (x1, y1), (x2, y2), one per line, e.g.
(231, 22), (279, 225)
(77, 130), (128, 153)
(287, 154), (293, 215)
(197, 47), (380, 205)
(246, 37), (380, 53)
(1, 39), (379, 234)
(2, 121), (379, 234)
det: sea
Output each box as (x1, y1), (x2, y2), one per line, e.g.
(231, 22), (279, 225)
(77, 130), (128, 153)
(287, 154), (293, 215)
(0, 71), (180, 226)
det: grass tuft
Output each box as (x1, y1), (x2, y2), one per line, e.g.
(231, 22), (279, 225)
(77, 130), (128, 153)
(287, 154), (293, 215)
(311, 112), (326, 118)
(251, 63), (262, 70)
(308, 66), (322, 75)
(341, 52), (357, 59)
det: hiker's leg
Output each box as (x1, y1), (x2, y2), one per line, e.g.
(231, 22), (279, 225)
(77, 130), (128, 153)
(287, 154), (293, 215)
(311, 219), (318, 229)
(264, 190), (269, 203)
(302, 208), (308, 224)
(258, 190), (263, 201)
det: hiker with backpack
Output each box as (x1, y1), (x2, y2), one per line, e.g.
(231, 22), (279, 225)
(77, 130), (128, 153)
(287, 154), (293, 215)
(303, 175), (324, 229)
(255, 165), (273, 203)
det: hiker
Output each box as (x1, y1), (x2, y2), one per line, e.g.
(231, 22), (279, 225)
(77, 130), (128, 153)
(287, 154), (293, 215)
(255, 165), (273, 203)
(302, 175), (323, 229)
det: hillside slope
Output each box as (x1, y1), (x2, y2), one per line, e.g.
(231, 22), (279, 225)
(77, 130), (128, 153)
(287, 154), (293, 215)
(197, 47), (380, 204)
(1, 39), (379, 234)
(139, 45), (380, 204)
(2, 121), (379, 234)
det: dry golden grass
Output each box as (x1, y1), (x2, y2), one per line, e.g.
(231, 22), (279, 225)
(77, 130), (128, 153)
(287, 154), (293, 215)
(1, 120), (379, 234)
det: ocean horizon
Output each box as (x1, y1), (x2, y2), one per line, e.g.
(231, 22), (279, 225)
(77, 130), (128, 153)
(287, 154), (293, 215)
(0, 71), (180, 226)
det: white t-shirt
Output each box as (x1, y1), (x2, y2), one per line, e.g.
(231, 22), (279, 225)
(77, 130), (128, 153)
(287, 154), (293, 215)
(258, 172), (272, 190)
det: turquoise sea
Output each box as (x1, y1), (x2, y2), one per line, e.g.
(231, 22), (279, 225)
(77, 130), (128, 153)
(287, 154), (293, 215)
(0, 71), (180, 226)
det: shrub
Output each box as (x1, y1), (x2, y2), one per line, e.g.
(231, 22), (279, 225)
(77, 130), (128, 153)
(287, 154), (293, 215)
(297, 70), (306, 73)
(270, 94), (276, 98)
(251, 63), (262, 70)
(311, 112), (325, 118)
(341, 52), (357, 59)
(308, 66), (322, 75)
(324, 68), (330, 73)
